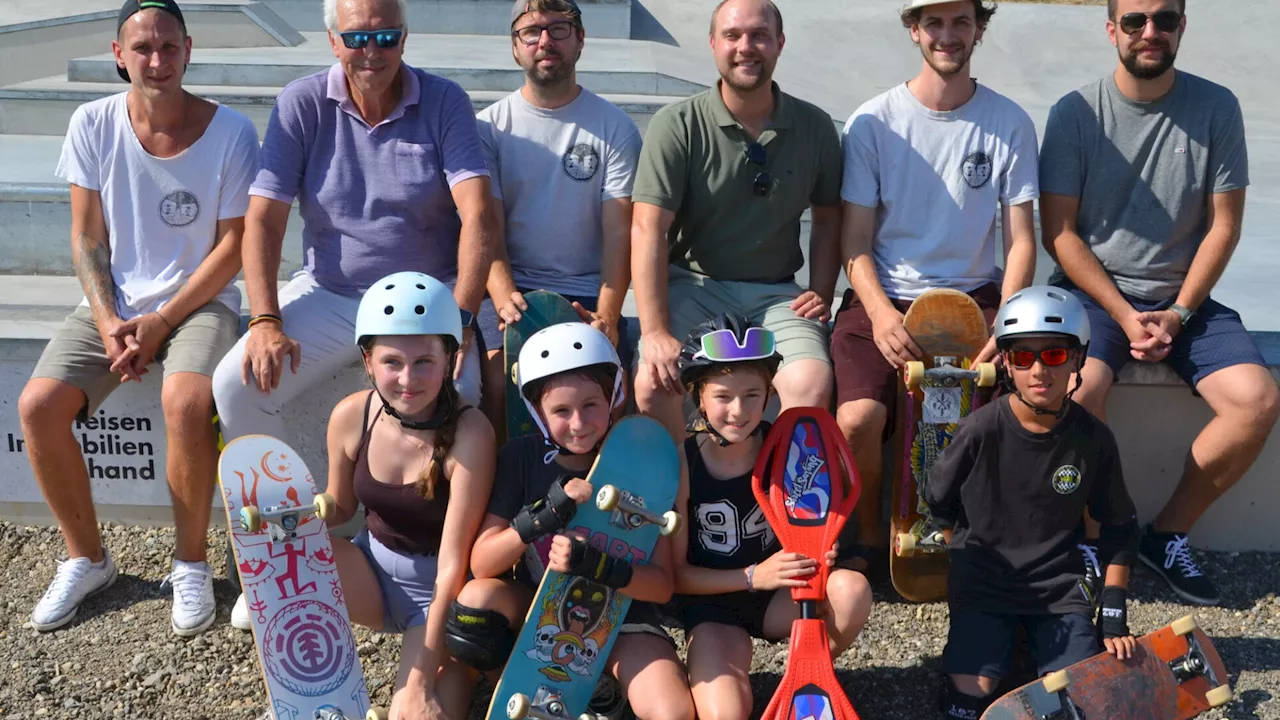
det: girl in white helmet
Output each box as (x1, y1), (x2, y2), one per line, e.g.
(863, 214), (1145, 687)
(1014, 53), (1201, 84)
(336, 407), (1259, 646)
(450, 321), (695, 720)
(323, 272), (495, 720)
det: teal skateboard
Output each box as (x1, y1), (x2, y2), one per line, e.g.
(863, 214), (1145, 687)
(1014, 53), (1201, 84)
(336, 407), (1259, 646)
(487, 416), (682, 720)
(503, 290), (581, 440)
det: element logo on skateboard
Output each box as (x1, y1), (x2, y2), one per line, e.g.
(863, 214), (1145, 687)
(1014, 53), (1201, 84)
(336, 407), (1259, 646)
(785, 420), (831, 523)
(263, 599), (356, 696)
(526, 575), (621, 683)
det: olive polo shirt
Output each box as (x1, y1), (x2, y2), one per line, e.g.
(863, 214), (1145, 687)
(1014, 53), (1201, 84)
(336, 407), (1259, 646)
(632, 82), (842, 284)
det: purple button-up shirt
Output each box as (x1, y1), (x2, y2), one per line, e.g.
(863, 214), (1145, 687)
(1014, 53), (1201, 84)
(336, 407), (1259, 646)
(250, 63), (489, 296)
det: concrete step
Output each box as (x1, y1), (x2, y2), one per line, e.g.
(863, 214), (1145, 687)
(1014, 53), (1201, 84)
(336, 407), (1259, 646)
(0, 76), (677, 136)
(262, 0), (632, 38)
(65, 32), (706, 96)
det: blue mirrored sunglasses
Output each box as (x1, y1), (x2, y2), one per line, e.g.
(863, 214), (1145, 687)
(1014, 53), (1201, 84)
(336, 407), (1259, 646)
(339, 28), (403, 50)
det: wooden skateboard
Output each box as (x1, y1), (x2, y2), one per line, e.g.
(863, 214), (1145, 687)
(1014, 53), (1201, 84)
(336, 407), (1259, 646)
(889, 289), (997, 603)
(752, 408), (863, 720)
(218, 435), (384, 720)
(489, 416), (681, 720)
(503, 290), (582, 441)
(982, 615), (1232, 719)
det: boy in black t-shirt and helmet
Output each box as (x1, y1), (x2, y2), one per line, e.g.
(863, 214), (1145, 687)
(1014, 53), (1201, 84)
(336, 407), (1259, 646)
(924, 286), (1140, 720)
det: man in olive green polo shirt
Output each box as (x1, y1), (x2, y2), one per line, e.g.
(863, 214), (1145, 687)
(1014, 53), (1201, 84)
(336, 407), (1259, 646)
(630, 0), (842, 438)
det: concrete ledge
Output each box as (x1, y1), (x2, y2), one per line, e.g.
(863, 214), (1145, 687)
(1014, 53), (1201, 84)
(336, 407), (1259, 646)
(261, 0), (632, 38)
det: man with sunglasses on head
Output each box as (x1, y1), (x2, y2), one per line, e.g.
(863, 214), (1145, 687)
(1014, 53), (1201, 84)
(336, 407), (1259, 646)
(476, 0), (642, 437)
(1040, 0), (1279, 607)
(214, 0), (496, 631)
(631, 0), (843, 441)
(829, 0), (1038, 580)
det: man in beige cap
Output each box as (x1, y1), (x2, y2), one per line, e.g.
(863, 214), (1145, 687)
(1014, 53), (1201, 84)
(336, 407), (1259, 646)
(829, 0), (1038, 581)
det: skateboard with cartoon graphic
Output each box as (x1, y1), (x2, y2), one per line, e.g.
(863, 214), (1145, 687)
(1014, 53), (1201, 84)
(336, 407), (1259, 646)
(503, 290), (582, 441)
(218, 434), (385, 720)
(488, 416), (681, 720)
(981, 615), (1232, 719)
(890, 289), (998, 603)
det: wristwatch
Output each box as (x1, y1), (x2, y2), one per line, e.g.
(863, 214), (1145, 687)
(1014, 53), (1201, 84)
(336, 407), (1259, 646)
(1169, 303), (1196, 326)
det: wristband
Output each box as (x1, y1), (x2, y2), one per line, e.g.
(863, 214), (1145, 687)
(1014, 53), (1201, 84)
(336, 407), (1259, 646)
(566, 536), (633, 590)
(1099, 586), (1130, 639)
(248, 313), (283, 330)
(154, 310), (174, 330)
(745, 563), (757, 592)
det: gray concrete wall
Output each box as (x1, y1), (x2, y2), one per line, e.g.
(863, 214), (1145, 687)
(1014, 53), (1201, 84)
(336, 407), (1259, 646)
(262, 0), (631, 38)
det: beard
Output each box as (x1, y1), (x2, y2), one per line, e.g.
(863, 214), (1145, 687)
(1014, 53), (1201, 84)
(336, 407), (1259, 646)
(921, 42), (974, 78)
(522, 46), (579, 86)
(1120, 40), (1177, 80)
(719, 58), (774, 93)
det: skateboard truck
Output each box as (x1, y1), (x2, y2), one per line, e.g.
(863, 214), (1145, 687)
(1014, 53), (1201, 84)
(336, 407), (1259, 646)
(596, 485), (681, 536)
(314, 709), (387, 720)
(904, 358), (997, 392)
(507, 686), (594, 720)
(1020, 670), (1083, 720)
(240, 493), (336, 542)
(1168, 616), (1233, 707)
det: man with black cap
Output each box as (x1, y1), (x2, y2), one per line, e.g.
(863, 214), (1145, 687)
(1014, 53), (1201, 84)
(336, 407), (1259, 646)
(477, 0), (642, 437)
(19, 0), (259, 636)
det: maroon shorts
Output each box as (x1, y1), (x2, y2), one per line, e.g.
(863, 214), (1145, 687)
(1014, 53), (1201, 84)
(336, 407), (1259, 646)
(830, 283), (1001, 435)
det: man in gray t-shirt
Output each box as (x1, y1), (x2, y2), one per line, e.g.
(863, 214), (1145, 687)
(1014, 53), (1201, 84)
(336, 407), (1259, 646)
(477, 0), (642, 436)
(1040, 0), (1277, 608)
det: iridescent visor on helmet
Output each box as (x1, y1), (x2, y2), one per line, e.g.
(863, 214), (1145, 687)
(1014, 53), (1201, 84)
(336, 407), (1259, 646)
(692, 326), (777, 363)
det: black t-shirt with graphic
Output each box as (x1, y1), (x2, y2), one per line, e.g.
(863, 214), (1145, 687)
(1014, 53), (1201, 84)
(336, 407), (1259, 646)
(924, 399), (1138, 616)
(488, 435), (575, 589)
(683, 428), (781, 571)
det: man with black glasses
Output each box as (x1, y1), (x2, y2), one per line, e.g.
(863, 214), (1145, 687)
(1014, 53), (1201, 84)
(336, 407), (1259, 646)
(1040, 0), (1278, 606)
(630, 0), (842, 440)
(829, 0), (1038, 580)
(477, 0), (642, 436)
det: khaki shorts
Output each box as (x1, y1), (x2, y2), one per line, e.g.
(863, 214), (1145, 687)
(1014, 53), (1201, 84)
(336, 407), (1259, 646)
(640, 265), (830, 369)
(32, 303), (240, 420)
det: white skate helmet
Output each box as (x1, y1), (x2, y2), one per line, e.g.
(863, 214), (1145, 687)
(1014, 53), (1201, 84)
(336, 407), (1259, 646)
(355, 272), (463, 347)
(517, 322), (625, 448)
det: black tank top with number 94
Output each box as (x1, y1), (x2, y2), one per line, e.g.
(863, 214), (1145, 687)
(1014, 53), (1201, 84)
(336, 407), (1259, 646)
(683, 428), (780, 571)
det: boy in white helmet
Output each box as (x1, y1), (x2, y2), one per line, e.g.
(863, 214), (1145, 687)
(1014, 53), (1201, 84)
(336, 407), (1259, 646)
(924, 286), (1139, 719)
(321, 272), (495, 719)
(450, 322), (694, 719)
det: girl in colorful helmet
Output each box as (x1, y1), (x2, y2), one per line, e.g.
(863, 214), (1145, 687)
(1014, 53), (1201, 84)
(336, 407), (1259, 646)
(451, 321), (695, 720)
(922, 287), (1139, 719)
(671, 313), (873, 720)
(322, 272), (496, 720)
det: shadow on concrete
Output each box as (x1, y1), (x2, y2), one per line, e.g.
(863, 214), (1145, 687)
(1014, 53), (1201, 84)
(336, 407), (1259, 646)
(631, 1), (678, 46)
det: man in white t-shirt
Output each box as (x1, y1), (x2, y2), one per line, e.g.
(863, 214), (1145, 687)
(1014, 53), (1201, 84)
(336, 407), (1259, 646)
(17, 0), (259, 636)
(829, 0), (1038, 583)
(477, 0), (642, 436)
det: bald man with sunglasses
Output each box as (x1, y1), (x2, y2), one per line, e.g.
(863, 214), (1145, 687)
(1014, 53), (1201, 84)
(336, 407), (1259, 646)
(1040, 0), (1279, 607)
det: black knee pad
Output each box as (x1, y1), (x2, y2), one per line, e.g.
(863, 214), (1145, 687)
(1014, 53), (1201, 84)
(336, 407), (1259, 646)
(938, 677), (994, 720)
(445, 601), (515, 672)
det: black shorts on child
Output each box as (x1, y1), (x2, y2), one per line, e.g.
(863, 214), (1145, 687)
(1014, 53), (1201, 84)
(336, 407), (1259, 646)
(674, 590), (775, 640)
(942, 609), (1101, 680)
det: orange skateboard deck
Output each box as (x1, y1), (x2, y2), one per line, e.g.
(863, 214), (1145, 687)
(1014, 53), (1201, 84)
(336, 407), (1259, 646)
(982, 615), (1232, 719)
(889, 289), (996, 603)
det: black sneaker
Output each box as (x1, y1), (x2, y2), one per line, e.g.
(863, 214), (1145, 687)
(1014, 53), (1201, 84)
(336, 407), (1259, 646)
(1077, 543), (1103, 610)
(1139, 526), (1220, 606)
(586, 675), (633, 720)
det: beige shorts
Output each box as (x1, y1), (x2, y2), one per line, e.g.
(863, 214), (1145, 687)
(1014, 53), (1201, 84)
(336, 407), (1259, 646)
(31, 303), (240, 420)
(640, 265), (831, 369)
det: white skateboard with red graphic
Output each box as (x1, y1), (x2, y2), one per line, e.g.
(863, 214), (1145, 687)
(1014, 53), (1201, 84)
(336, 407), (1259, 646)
(218, 434), (385, 720)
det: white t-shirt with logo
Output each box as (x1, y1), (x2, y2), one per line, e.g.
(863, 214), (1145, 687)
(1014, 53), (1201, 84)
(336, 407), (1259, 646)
(477, 88), (642, 297)
(841, 83), (1040, 300)
(56, 93), (260, 319)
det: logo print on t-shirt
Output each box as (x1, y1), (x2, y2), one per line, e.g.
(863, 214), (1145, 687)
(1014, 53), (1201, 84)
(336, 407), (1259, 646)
(961, 152), (993, 189)
(563, 144), (600, 182)
(1051, 465), (1082, 495)
(159, 190), (200, 227)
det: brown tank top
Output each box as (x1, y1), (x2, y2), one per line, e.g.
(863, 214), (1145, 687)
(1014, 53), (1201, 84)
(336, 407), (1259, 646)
(354, 392), (450, 556)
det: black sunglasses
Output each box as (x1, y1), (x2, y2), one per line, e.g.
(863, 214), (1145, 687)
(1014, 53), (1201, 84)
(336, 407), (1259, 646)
(1117, 10), (1181, 35)
(513, 20), (577, 46)
(745, 142), (773, 198)
(339, 28), (403, 50)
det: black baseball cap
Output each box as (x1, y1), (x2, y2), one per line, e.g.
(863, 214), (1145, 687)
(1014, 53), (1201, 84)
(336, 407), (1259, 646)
(116, 0), (187, 82)
(510, 0), (582, 28)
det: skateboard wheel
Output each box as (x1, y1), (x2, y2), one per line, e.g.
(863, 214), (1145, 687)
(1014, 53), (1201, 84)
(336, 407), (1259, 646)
(506, 693), (531, 720)
(596, 484), (621, 512)
(366, 708), (388, 720)
(510, 361), (520, 385)
(577, 714), (595, 720)
(1206, 684), (1233, 707)
(904, 361), (925, 391)
(660, 510), (681, 536)
(1043, 670), (1070, 693)
(975, 362), (997, 387)
(895, 532), (916, 557)
(240, 506), (261, 533)
(313, 492), (336, 521)
(1172, 615), (1199, 637)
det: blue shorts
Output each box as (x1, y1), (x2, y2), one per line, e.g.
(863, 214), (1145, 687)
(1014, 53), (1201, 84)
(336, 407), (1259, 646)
(1055, 282), (1267, 387)
(477, 289), (635, 370)
(943, 610), (1100, 680)
(352, 528), (438, 633)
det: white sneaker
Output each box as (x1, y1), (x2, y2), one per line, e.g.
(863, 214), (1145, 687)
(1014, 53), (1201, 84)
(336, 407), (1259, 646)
(231, 592), (252, 631)
(31, 551), (118, 631)
(163, 560), (216, 637)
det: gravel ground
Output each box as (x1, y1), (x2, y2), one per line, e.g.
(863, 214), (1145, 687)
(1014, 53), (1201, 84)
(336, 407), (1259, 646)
(1, 521), (1277, 720)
